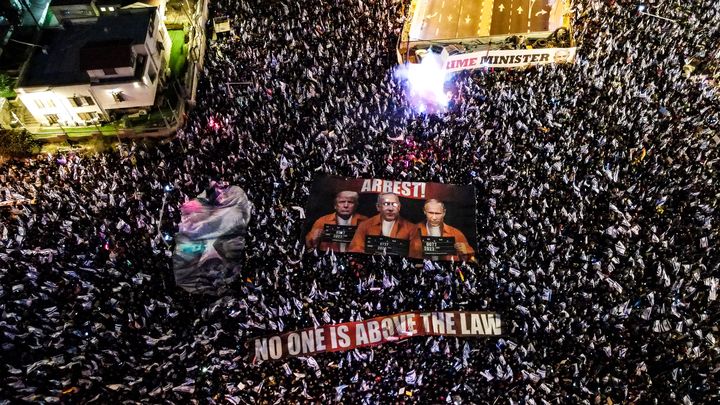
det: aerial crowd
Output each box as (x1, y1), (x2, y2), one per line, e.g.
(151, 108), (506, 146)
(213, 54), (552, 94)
(1, 0), (719, 403)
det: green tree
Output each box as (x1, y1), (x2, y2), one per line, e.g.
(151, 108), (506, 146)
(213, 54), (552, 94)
(0, 74), (16, 98)
(0, 129), (41, 157)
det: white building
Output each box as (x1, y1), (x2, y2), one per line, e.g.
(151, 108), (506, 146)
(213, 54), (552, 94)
(15, 5), (170, 127)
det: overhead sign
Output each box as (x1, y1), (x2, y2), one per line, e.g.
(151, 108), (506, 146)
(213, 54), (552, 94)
(443, 47), (578, 72)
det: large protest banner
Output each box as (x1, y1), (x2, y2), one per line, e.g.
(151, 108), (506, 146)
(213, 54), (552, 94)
(303, 176), (476, 261)
(254, 311), (502, 361)
(443, 47), (578, 72)
(173, 184), (252, 295)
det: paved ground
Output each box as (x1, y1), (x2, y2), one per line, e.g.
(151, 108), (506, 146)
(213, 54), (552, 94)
(489, 0), (552, 35)
(415, 0), (488, 40)
(412, 0), (556, 41)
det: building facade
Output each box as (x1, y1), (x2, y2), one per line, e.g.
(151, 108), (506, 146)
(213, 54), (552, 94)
(15, 3), (170, 127)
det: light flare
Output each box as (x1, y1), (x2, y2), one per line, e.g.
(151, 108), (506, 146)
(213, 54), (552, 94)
(394, 52), (452, 114)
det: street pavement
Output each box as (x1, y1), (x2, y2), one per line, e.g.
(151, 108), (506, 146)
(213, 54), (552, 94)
(413, 0), (554, 41)
(489, 0), (552, 35)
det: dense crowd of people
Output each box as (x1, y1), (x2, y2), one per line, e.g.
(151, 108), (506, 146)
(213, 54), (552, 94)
(1, 0), (719, 403)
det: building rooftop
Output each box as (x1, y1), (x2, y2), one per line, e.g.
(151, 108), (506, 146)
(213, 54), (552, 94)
(79, 39), (134, 70)
(19, 7), (154, 88)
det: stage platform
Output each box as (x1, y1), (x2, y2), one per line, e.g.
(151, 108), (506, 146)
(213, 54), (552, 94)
(399, 0), (572, 64)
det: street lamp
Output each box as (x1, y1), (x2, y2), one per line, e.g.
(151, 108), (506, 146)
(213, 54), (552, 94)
(57, 120), (69, 137)
(637, 4), (678, 24)
(90, 116), (102, 134)
(9, 39), (49, 54)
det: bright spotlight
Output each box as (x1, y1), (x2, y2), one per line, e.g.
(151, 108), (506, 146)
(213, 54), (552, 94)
(394, 51), (451, 114)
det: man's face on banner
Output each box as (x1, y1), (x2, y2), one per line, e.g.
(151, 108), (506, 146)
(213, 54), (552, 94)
(334, 191), (358, 220)
(377, 193), (401, 221)
(424, 201), (446, 227)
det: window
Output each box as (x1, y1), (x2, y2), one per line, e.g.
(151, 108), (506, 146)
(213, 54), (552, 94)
(70, 96), (96, 107)
(148, 14), (155, 37)
(136, 54), (146, 68)
(103, 68), (117, 75)
(34, 100), (45, 109)
(148, 67), (157, 83)
(100, 7), (107, 12)
(79, 112), (100, 121)
(156, 40), (164, 53)
(108, 7), (115, 11)
(78, 112), (99, 121)
(45, 114), (59, 124)
(47, 99), (56, 108)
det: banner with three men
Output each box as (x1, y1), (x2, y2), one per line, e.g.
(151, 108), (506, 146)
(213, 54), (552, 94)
(303, 176), (477, 262)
